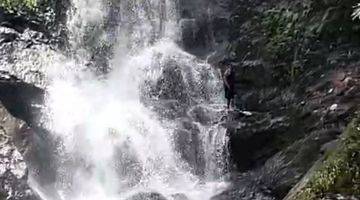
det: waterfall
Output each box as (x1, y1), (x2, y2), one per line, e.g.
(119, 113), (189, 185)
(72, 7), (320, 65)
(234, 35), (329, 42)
(29, 0), (230, 199)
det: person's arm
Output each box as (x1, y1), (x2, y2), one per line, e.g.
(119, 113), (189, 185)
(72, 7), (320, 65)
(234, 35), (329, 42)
(223, 70), (231, 89)
(223, 76), (231, 89)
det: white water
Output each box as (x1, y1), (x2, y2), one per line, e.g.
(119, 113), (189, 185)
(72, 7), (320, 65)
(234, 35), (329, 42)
(32, 0), (229, 200)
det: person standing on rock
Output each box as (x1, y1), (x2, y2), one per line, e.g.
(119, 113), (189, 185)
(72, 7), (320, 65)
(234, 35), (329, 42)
(219, 60), (236, 110)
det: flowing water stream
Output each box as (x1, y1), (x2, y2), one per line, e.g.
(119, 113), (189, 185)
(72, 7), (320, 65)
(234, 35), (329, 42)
(28, 0), (230, 199)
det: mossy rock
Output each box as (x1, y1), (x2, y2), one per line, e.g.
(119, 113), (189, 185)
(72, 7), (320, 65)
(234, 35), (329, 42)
(0, 192), (7, 200)
(286, 115), (360, 200)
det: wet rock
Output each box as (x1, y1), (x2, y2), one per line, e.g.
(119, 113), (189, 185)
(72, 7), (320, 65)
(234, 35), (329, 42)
(215, 128), (341, 200)
(235, 60), (272, 88)
(155, 63), (190, 106)
(173, 118), (205, 176)
(147, 100), (187, 120)
(0, 32), (17, 44)
(187, 105), (224, 126)
(226, 111), (291, 172)
(254, 129), (341, 199)
(178, 0), (231, 56)
(126, 192), (167, 200)
(171, 193), (189, 200)
(0, 103), (39, 200)
(0, 71), (44, 127)
(180, 18), (198, 51)
(0, 73), (57, 198)
(211, 180), (275, 200)
(113, 144), (143, 189)
(0, 27), (57, 87)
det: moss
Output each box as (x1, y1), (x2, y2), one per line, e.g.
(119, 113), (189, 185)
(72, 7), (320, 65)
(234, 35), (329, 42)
(0, 0), (39, 13)
(0, 192), (6, 200)
(292, 116), (360, 200)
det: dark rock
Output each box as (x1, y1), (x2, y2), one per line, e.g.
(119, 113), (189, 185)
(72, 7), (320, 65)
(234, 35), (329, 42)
(187, 105), (220, 126)
(215, 129), (340, 200)
(173, 118), (205, 176)
(0, 103), (39, 200)
(113, 144), (143, 189)
(180, 18), (198, 51)
(0, 9), (46, 35)
(155, 62), (190, 106)
(178, 0), (231, 56)
(211, 179), (275, 200)
(171, 193), (189, 200)
(0, 32), (18, 43)
(126, 192), (167, 200)
(0, 71), (44, 127)
(212, 17), (230, 44)
(254, 129), (341, 199)
(235, 60), (272, 88)
(147, 100), (187, 120)
(0, 73), (58, 199)
(227, 111), (291, 172)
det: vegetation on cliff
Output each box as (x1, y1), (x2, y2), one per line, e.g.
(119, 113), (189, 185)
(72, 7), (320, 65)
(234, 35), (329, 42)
(290, 114), (360, 199)
(0, 0), (39, 12)
(263, 0), (360, 84)
(228, 0), (360, 85)
(0, 0), (69, 42)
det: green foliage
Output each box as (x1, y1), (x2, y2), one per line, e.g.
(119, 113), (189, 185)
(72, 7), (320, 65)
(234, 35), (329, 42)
(263, 9), (303, 59)
(0, 0), (39, 13)
(293, 116), (360, 200)
(262, 8), (310, 84)
(262, 0), (360, 85)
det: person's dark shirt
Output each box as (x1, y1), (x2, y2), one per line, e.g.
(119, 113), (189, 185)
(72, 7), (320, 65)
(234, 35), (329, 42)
(224, 67), (235, 89)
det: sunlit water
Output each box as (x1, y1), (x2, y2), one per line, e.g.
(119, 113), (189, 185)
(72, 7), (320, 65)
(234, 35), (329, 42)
(28, 0), (230, 200)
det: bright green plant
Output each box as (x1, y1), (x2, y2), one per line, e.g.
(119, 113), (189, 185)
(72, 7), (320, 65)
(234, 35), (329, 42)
(0, 0), (38, 12)
(292, 116), (360, 200)
(262, 8), (306, 60)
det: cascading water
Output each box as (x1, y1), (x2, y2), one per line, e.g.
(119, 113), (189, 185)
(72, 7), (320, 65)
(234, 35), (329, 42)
(30, 0), (230, 199)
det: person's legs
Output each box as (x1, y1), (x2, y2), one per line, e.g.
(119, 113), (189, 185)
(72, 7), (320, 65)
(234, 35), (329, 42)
(230, 98), (235, 109)
(227, 98), (231, 109)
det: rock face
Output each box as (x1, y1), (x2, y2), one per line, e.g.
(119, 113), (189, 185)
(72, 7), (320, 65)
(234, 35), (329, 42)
(173, 118), (205, 176)
(0, 73), (54, 200)
(226, 111), (291, 171)
(178, 0), (231, 56)
(0, 71), (44, 127)
(0, 1), (360, 200)
(218, 0), (360, 199)
(0, 1), (70, 87)
(0, 26), (55, 87)
(284, 117), (360, 200)
(0, 104), (38, 200)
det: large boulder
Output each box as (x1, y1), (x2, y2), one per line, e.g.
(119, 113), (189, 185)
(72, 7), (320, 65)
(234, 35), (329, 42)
(226, 111), (291, 172)
(0, 73), (58, 199)
(173, 118), (205, 176)
(254, 128), (341, 199)
(284, 117), (360, 200)
(213, 128), (341, 200)
(0, 103), (39, 200)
